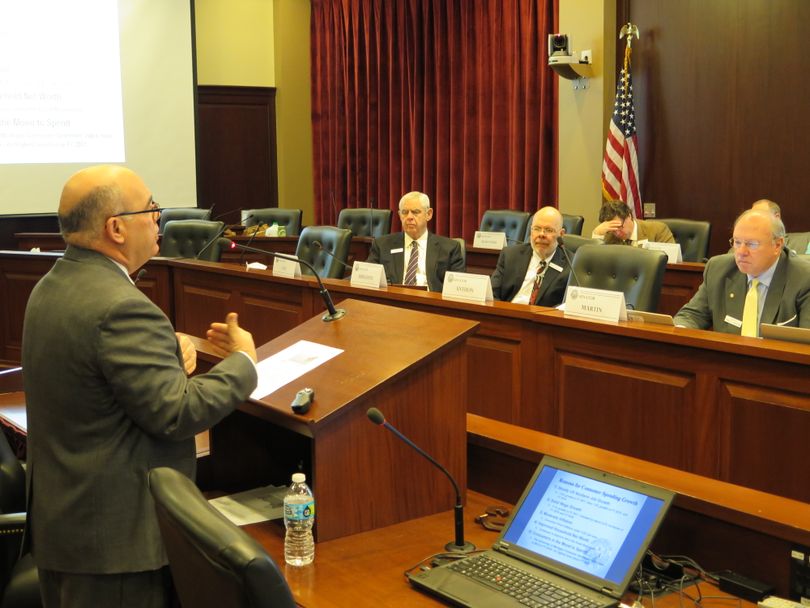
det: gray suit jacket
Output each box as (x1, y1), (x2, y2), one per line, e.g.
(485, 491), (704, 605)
(366, 232), (465, 291)
(490, 244), (570, 307)
(673, 251), (810, 333)
(22, 246), (257, 574)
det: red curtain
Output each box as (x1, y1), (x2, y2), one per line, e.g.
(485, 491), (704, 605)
(311, 0), (558, 240)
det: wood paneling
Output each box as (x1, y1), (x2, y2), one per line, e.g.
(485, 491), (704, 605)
(621, 1), (810, 256)
(197, 86), (277, 216)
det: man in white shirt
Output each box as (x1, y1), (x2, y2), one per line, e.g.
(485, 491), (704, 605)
(366, 191), (465, 291)
(490, 206), (571, 307)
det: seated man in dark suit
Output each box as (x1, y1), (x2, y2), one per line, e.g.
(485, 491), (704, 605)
(591, 200), (675, 245)
(674, 209), (810, 336)
(490, 206), (571, 307)
(366, 191), (464, 291)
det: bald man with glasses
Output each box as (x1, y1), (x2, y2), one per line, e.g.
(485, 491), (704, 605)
(674, 209), (810, 335)
(23, 165), (259, 606)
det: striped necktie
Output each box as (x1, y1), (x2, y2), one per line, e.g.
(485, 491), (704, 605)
(529, 260), (548, 304)
(404, 240), (419, 285)
(741, 278), (759, 337)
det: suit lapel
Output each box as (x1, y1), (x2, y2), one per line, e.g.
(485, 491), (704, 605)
(724, 272), (747, 323)
(425, 233), (437, 282)
(536, 247), (564, 303)
(390, 234), (405, 282)
(760, 254), (788, 324)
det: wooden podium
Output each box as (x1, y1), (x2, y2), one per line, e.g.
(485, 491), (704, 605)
(207, 298), (478, 542)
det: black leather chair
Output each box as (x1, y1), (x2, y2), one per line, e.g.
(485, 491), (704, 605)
(148, 467), (296, 608)
(568, 244), (668, 312)
(452, 237), (466, 267)
(337, 208), (392, 238)
(559, 234), (596, 254)
(562, 214), (585, 236)
(159, 220), (225, 261)
(158, 207), (211, 234)
(659, 219), (711, 262)
(786, 232), (810, 256)
(295, 226), (352, 279)
(479, 210), (531, 245)
(0, 431), (41, 608)
(241, 209), (303, 237)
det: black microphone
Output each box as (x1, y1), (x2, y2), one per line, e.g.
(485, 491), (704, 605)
(226, 240), (346, 322)
(211, 206), (244, 221)
(366, 407), (474, 553)
(312, 240), (352, 275)
(194, 222), (230, 260)
(556, 235), (582, 287)
(238, 215), (260, 264)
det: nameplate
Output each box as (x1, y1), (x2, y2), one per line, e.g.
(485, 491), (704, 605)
(564, 286), (627, 323)
(644, 241), (683, 263)
(441, 271), (493, 304)
(473, 231), (507, 250)
(272, 256), (302, 278)
(350, 261), (388, 289)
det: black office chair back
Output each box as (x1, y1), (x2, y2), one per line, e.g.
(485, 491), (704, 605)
(659, 218), (711, 262)
(148, 468), (296, 608)
(337, 208), (393, 238)
(480, 210), (531, 245)
(241, 209), (303, 236)
(159, 220), (225, 261)
(569, 244), (668, 312)
(785, 232), (810, 256)
(0, 432), (41, 608)
(295, 226), (352, 278)
(559, 234), (596, 254)
(158, 208), (211, 233)
(561, 214), (585, 236)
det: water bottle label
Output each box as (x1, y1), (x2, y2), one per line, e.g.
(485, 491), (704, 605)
(285, 500), (315, 521)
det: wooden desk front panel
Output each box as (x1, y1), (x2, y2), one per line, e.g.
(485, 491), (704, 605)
(0, 253), (59, 364)
(171, 265), (317, 344)
(544, 322), (810, 501)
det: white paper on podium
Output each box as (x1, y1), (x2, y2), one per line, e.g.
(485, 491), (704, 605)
(250, 340), (343, 400)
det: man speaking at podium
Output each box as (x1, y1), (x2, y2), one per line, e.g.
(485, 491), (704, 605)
(22, 165), (258, 607)
(366, 191), (465, 291)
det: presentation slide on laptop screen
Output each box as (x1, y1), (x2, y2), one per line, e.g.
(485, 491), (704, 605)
(503, 466), (666, 585)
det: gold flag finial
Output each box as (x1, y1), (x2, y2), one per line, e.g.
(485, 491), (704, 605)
(619, 22), (640, 47)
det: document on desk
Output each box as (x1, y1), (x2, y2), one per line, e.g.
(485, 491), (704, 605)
(250, 339), (344, 400)
(208, 485), (288, 525)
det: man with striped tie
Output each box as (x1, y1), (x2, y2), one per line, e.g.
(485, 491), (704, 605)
(366, 191), (465, 291)
(674, 209), (810, 335)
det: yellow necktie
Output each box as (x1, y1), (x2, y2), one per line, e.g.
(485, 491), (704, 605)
(741, 278), (759, 337)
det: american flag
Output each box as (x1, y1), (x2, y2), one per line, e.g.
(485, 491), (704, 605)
(602, 45), (642, 218)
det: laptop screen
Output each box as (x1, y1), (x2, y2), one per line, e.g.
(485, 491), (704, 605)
(498, 457), (674, 595)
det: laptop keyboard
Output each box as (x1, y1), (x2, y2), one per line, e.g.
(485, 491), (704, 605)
(449, 555), (603, 608)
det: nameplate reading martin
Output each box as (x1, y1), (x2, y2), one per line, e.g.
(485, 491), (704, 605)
(564, 286), (627, 323)
(473, 231), (507, 250)
(442, 271), (493, 304)
(350, 261), (388, 289)
(272, 256), (302, 279)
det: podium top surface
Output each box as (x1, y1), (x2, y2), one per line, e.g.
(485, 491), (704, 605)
(250, 298), (478, 429)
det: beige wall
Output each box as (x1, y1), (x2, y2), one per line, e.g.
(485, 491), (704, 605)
(557, 0), (616, 235)
(195, 0), (275, 86)
(194, 1), (615, 231)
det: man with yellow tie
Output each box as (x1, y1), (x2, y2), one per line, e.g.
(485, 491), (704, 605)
(674, 208), (810, 335)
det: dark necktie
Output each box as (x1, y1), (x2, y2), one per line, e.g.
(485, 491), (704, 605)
(529, 260), (548, 304)
(404, 241), (419, 285)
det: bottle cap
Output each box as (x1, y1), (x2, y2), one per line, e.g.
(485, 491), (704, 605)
(292, 473), (306, 483)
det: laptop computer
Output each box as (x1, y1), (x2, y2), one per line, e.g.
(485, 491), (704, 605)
(409, 456), (675, 607)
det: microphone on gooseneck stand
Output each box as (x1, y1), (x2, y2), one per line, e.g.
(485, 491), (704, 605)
(211, 206), (245, 222)
(312, 240), (352, 275)
(556, 235), (582, 287)
(366, 407), (475, 553)
(238, 215), (260, 264)
(194, 223), (231, 260)
(133, 269), (147, 284)
(226, 240), (346, 322)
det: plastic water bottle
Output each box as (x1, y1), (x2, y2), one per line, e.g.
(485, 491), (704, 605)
(267, 221), (279, 237)
(278, 224), (287, 237)
(283, 472), (315, 566)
